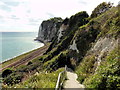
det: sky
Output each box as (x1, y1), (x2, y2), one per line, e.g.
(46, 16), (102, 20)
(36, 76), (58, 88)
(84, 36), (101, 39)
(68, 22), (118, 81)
(0, 0), (119, 32)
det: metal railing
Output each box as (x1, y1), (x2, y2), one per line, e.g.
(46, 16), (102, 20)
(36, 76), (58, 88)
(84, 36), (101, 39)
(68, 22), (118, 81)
(55, 65), (67, 90)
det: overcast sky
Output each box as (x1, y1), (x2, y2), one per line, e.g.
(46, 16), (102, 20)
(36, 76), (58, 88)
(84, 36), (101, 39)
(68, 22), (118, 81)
(0, 0), (119, 32)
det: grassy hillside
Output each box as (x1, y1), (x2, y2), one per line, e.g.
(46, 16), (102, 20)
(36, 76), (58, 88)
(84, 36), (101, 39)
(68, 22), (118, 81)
(83, 47), (120, 89)
(3, 68), (64, 88)
(75, 5), (120, 89)
(1, 2), (120, 89)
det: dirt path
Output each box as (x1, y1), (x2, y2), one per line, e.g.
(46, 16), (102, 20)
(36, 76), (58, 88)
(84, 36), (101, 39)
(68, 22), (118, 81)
(64, 68), (85, 89)
(0, 45), (49, 71)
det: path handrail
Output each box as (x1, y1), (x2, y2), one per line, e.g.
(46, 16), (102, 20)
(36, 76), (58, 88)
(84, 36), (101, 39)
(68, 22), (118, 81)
(55, 65), (67, 90)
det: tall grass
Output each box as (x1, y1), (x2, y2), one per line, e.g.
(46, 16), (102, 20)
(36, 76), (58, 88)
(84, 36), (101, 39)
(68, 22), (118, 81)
(5, 68), (64, 88)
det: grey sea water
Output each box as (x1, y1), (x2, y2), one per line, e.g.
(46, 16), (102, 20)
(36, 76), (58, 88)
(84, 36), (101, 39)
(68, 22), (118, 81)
(0, 32), (44, 63)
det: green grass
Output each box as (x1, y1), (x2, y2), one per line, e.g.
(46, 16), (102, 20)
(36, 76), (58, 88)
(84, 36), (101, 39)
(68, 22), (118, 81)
(76, 54), (96, 83)
(43, 55), (59, 69)
(83, 47), (120, 89)
(43, 50), (69, 71)
(3, 68), (65, 88)
(75, 47), (120, 89)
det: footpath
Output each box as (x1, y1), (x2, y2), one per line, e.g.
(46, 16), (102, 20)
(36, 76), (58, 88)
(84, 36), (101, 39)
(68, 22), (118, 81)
(64, 68), (85, 89)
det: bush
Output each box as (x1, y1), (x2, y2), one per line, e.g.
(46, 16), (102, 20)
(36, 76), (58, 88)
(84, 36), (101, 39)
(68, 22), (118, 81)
(69, 11), (89, 30)
(2, 69), (13, 78)
(27, 61), (32, 65)
(4, 72), (23, 85)
(91, 2), (113, 18)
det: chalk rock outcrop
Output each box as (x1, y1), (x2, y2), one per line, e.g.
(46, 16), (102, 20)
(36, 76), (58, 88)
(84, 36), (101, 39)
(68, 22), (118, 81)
(36, 17), (63, 43)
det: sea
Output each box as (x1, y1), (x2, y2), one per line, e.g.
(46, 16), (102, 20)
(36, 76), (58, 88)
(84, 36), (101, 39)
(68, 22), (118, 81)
(0, 32), (44, 63)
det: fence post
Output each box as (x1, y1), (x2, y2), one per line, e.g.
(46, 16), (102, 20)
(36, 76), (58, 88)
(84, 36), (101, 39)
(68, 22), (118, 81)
(55, 72), (62, 90)
(65, 65), (67, 71)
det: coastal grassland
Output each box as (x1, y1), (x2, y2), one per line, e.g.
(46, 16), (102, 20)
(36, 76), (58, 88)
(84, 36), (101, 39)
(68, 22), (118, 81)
(3, 68), (64, 88)
(1, 43), (50, 69)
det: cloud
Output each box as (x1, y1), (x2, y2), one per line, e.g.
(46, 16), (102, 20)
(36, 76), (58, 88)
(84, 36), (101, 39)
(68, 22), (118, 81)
(2, 1), (20, 6)
(0, 0), (21, 12)
(0, 0), (21, 6)
(0, 1), (12, 12)
(78, 1), (87, 4)
(0, 0), (119, 32)
(0, 5), (11, 12)
(46, 13), (55, 18)
(28, 18), (42, 26)
(10, 15), (20, 20)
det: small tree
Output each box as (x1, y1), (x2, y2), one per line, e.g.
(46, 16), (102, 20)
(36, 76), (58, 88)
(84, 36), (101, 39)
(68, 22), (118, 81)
(91, 2), (113, 18)
(27, 61), (32, 65)
(2, 69), (12, 78)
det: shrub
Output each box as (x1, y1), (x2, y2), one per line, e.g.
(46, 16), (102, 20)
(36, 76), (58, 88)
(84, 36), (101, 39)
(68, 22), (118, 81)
(2, 69), (13, 78)
(69, 11), (89, 30)
(4, 72), (23, 85)
(91, 2), (113, 18)
(27, 61), (32, 65)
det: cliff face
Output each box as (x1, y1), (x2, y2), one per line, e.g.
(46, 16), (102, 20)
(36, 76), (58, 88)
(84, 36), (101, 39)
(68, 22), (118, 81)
(36, 17), (63, 43)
